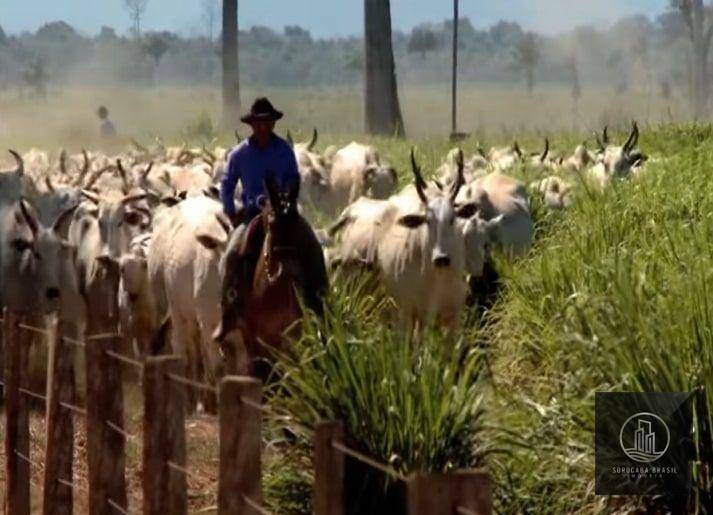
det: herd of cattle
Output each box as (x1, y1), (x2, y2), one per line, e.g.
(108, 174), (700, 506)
(0, 123), (648, 394)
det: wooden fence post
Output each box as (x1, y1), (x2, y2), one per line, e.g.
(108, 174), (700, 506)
(85, 332), (127, 515)
(314, 420), (345, 515)
(4, 310), (31, 515)
(42, 317), (75, 515)
(218, 376), (262, 515)
(143, 355), (187, 515)
(407, 470), (492, 515)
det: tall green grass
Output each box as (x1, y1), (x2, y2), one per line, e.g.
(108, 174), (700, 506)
(487, 124), (713, 513)
(267, 272), (498, 514)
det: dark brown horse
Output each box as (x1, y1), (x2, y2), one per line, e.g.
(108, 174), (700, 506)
(214, 174), (328, 380)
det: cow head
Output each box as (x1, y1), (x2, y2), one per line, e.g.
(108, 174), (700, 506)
(398, 148), (467, 269)
(460, 211), (504, 277)
(600, 122), (647, 178)
(119, 245), (148, 304)
(79, 190), (152, 260)
(2, 199), (78, 314)
(364, 164), (397, 199)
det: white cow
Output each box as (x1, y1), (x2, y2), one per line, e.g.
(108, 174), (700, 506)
(329, 142), (398, 213)
(148, 196), (235, 409)
(376, 150), (469, 331)
(119, 232), (156, 359)
(458, 172), (533, 257)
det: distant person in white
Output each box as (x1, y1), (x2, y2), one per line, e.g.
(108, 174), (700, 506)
(97, 105), (117, 138)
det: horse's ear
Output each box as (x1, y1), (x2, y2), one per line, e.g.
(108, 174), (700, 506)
(263, 171), (280, 208)
(288, 177), (300, 203)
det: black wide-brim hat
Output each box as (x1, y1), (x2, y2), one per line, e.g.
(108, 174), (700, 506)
(240, 97), (283, 124)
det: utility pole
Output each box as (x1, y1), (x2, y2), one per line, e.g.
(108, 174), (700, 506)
(450, 0), (467, 141)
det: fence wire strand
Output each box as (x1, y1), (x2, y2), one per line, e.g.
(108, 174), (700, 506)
(14, 449), (43, 470)
(166, 373), (217, 394)
(62, 336), (86, 349)
(456, 507), (478, 515)
(107, 497), (130, 515)
(105, 349), (145, 371)
(59, 401), (87, 416)
(167, 460), (191, 477)
(105, 419), (137, 442)
(18, 387), (47, 403)
(241, 492), (273, 515)
(18, 323), (51, 337)
(331, 440), (407, 482)
(86, 332), (122, 341)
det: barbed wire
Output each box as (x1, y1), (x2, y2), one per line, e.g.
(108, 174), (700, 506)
(166, 373), (217, 394)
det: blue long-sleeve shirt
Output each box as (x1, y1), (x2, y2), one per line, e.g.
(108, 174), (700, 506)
(220, 134), (300, 221)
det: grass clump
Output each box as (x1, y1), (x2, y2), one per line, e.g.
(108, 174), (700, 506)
(267, 272), (498, 513)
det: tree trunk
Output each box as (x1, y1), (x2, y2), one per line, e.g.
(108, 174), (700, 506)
(364, 0), (405, 137)
(691, 0), (709, 117)
(222, 0), (240, 127)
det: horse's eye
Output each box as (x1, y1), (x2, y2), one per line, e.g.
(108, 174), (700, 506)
(227, 288), (238, 303)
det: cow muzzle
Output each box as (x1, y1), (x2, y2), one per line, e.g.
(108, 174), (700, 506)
(433, 254), (451, 268)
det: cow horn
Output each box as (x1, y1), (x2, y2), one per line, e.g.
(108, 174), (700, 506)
(116, 159), (130, 194)
(74, 149), (90, 186)
(19, 198), (39, 237)
(512, 141), (522, 157)
(286, 130), (294, 148)
(202, 146), (216, 164)
(142, 161), (154, 180)
(130, 138), (148, 153)
(307, 128), (318, 151)
(8, 150), (24, 177)
(477, 146), (487, 158)
(450, 149), (465, 202)
(540, 138), (550, 162)
(410, 148), (428, 205)
(602, 125), (609, 145)
(83, 164), (112, 190)
(59, 149), (67, 175)
(623, 121), (639, 153)
(81, 189), (100, 204)
(594, 132), (605, 152)
(234, 130), (242, 144)
(121, 192), (149, 206)
(44, 175), (55, 193)
(52, 204), (79, 235)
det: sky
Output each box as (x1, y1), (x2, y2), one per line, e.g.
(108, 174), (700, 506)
(1, 1), (671, 38)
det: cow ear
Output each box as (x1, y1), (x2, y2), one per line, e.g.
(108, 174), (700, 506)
(397, 214), (427, 228)
(195, 231), (226, 251)
(456, 202), (478, 219)
(482, 213), (504, 242)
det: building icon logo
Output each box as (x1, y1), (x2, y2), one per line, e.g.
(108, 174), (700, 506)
(619, 412), (669, 463)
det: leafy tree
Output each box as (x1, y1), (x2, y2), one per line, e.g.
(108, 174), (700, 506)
(124, 0), (149, 36)
(22, 58), (49, 97)
(670, 0), (713, 115)
(408, 28), (439, 58)
(36, 21), (79, 42)
(142, 32), (171, 65)
(514, 32), (539, 94)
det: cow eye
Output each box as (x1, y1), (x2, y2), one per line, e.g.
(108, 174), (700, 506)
(456, 203), (478, 219)
(397, 214), (427, 228)
(11, 238), (32, 253)
(124, 211), (141, 226)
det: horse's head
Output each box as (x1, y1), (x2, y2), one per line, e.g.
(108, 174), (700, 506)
(262, 172), (301, 241)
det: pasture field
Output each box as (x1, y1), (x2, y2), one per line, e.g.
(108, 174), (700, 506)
(0, 86), (711, 513)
